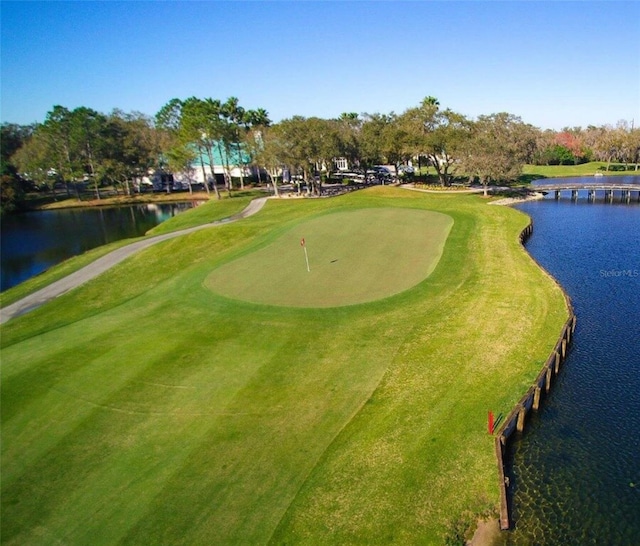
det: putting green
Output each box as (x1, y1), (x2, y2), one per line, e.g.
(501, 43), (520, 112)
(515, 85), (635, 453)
(205, 207), (453, 307)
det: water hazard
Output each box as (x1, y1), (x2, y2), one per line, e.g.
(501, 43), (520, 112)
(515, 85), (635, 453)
(1, 202), (199, 291)
(505, 191), (640, 544)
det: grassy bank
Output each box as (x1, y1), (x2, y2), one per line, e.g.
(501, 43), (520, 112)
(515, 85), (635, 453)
(0, 187), (568, 544)
(145, 191), (261, 236)
(522, 161), (639, 179)
(0, 193), (259, 309)
(18, 187), (266, 212)
(20, 189), (212, 211)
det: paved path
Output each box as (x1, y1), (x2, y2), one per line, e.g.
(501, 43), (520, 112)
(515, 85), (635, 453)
(0, 197), (268, 324)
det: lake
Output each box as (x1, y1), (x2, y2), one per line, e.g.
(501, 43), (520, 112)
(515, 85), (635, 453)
(505, 186), (640, 544)
(1, 202), (199, 292)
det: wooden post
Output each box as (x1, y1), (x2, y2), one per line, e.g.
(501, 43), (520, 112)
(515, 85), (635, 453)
(495, 437), (510, 530)
(533, 386), (542, 410)
(516, 405), (526, 432)
(492, 306), (578, 534)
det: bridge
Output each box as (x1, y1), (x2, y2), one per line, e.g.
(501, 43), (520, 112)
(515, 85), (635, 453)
(530, 178), (640, 202)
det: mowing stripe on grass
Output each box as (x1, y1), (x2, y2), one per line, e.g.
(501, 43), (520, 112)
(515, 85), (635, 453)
(0, 187), (567, 545)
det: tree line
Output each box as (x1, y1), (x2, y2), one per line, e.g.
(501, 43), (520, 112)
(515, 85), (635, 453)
(2, 96), (639, 213)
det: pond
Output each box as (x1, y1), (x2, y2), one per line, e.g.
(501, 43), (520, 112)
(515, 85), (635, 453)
(505, 189), (640, 544)
(1, 202), (200, 292)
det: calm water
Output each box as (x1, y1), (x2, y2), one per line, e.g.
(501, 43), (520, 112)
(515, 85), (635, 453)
(1, 202), (199, 291)
(505, 189), (640, 544)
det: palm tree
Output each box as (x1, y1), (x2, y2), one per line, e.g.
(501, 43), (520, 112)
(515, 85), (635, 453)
(220, 97), (247, 189)
(243, 108), (271, 187)
(422, 96), (440, 108)
(246, 108), (271, 129)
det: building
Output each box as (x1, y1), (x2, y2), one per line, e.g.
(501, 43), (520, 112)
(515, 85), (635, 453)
(171, 142), (260, 189)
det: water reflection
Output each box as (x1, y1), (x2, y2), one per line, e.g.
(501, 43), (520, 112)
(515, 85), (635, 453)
(1, 202), (199, 291)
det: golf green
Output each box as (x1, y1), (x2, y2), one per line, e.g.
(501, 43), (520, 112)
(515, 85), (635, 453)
(205, 207), (453, 307)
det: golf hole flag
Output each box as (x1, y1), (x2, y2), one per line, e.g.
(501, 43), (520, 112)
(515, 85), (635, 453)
(301, 238), (310, 271)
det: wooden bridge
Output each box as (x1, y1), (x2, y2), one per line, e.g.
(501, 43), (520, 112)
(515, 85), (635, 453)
(530, 178), (640, 202)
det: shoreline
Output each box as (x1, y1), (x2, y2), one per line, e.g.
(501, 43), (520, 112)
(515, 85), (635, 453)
(487, 192), (546, 206)
(469, 200), (575, 544)
(0, 197), (268, 324)
(397, 183), (565, 544)
(32, 191), (213, 211)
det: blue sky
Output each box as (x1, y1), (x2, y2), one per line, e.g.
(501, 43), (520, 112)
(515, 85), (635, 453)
(1, 1), (639, 129)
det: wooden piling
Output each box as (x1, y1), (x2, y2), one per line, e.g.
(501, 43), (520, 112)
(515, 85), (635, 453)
(495, 437), (510, 530)
(533, 386), (542, 410)
(516, 405), (526, 432)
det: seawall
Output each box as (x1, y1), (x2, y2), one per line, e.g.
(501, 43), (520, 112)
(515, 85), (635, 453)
(494, 219), (576, 531)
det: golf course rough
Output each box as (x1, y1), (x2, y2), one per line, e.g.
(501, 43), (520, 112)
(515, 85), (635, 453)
(205, 207), (454, 307)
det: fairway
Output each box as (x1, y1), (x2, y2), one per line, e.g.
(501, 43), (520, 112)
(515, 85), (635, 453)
(205, 208), (453, 307)
(0, 188), (568, 545)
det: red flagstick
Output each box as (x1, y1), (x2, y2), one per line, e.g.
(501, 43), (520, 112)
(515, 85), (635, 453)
(301, 238), (310, 272)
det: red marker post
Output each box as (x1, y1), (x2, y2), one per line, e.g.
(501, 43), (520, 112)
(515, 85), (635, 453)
(301, 238), (310, 272)
(488, 410), (495, 435)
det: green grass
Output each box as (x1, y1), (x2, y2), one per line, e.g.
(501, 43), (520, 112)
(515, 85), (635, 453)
(146, 190), (263, 235)
(0, 238), (139, 309)
(0, 193), (259, 309)
(0, 187), (568, 545)
(20, 189), (210, 212)
(522, 161), (639, 179)
(206, 208), (453, 307)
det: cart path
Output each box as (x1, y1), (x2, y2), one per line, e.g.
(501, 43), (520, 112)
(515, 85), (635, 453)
(0, 197), (268, 324)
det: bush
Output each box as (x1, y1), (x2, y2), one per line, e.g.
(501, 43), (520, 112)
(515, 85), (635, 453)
(399, 171), (414, 180)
